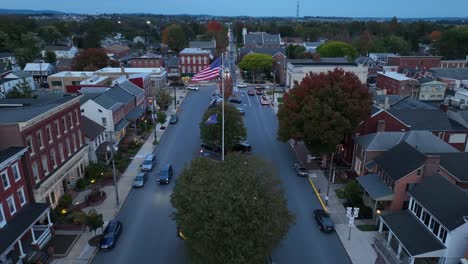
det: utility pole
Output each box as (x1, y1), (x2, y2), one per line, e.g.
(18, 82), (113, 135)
(107, 133), (120, 208)
(221, 52), (225, 161)
(326, 152), (334, 206)
(173, 85), (177, 110)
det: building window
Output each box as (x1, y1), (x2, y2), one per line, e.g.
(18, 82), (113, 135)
(54, 120), (61, 138)
(422, 210), (431, 226)
(69, 113), (74, 129)
(432, 220), (440, 236)
(46, 125), (53, 143)
(417, 169), (422, 176)
(66, 138), (71, 156)
(439, 227), (447, 243)
(51, 150), (57, 168)
(59, 143), (65, 161)
(42, 155), (49, 175)
(37, 130), (44, 149)
(7, 196), (16, 215)
(78, 130), (83, 147)
(1, 170), (10, 190)
(12, 163), (20, 182)
(26, 136), (35, 156)
(18, 188), (26, 206)
(50, 190), (56, 205)
(75, 109), (80, 125)
(32, 162), (40, 183)
(0, 203), (5, 228)
(354, 159), (362, 174)
(102, 117), (107, 127)
(193, 66), (196, 73)
(51, 81), (62, 86)
(72, 134), (77, 151)
(62, 116), (68, 133)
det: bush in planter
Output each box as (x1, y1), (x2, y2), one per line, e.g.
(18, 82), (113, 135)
(344, 180), (361, 205)
(358, 205), (373, 219)
(85, 163), (106, 181)
(72, 211), (87, 225)
(58, 194), (73, 209)
(75, 178), (89, 191)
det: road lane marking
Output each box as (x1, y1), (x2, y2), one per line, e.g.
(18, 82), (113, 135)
(307, 177), (328, 213)
(246, 92), (252, 107)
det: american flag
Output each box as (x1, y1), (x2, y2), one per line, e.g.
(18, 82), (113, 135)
(191, 57), (222, 82)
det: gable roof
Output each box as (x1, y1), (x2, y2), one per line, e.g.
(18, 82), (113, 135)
(189, 40), (216, 49)
(430, 68), (468, 80)
(239, 47), (286, 59)
(388, 109), (459, 131)
(81, 116), (106, 140)
(166, 56), (179, 68)
(116, 80), (144, 97)
(439, 153), (468, 183)
(23, 63), (53, 72)
(409, 175), (468, 230)
(0, 147), (28, 168)
(93, 87), (134, 110)
(373, 142), (426, 181)
(357, 132), (405, 151)
(244, 32), (281, 46)
(388, 96), (437, 110)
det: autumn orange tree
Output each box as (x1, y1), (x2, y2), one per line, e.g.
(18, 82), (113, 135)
(72, 48), (118, 71)
(277, 68), (372, 155)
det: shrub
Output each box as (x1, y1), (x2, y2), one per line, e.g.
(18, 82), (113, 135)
(58, 194), (73, 209)
(75, 178), (89, 191)
(72, 211), (87, 225)
(358, 205), (373, 219)
(344, 180), (361, 205)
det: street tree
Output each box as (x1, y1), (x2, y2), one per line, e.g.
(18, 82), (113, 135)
(199, 103), (245, 150)
(277, 68), (371, 156)
(44, 50), (57, 64)
(14, 32), (40, 68)
(155, 89), (172, 111)
(238, 53), (273, 83)
(433, 27), (468, 59)
(171, 154), (294, 264)
(286, 44), (306, 59)
(85, 209), (104, 235)
(156, 110), (167, 125)
(6, 78), (33, 98)
(316, 41), (358, 60)
(72, 48), (117, 71)
(165, 24), (187, 52)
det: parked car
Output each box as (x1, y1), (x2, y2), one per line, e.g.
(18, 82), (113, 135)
(237, 83), (247, 88)
(247, 90), (256, 96)
(293, 163), (308, 177)
(170, 81), (185, 87)
(236, 106), (245, 115)
(157, 164), (173, 184)
(228, 98), (242, 104)
(169, 114), (178, 124)
(99, 220), (122, 249)
(141, 154), (156, 171)
(133, 172), (148, 188)
(314, 209), (335, 232)
(233, 140), (252, 152)
(187, 85), (199, 91)
(256, 89), (263, 95)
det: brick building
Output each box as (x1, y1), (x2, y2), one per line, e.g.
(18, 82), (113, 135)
(179, 48), (211, 76)
(129, 53), (163, 68)
(0, 94), (89, 208)
(0, 147), (52, 264)
(376, 71), (419, 96)
(387, 56), (442, 70)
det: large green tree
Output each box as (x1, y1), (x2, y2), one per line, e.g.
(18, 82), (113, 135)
(369, 35), (411, 55)
(14, 32), (40, 68)
(38, 26), (63, 44)
(433, 27), (468, 59)
(238, 53), (273, 83)
(165, 24), (187, 52)
(6, 78), (33, 98)
(44, 50), (57, 64)
(200, 104), (245, 151)
(277, 68), (372, 154)
(171, 154), (294, 264)
(316, 41), (358, 60)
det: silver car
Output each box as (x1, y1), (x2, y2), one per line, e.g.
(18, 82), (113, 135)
(133, 172), (148, 188)
(293, 163), (308, 177)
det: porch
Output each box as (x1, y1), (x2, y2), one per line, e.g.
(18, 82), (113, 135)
(376, 211), (446, 264)
(0, 203), (53, 264)
(356, 173), (394, 218)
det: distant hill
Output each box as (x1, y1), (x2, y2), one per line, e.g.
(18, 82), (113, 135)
(0, 8), (66, 15)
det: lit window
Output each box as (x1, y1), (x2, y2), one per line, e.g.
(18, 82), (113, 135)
(7, 196), (16, 215)
(1, 170), (10, 190)
(12, 163), (20, 182)
(66, 138), (71, 156)
(72, 134), (77, 151)
(78, 130), (83, 147)
(18, 188), (26, 206)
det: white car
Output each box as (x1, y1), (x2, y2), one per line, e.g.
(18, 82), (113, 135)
(237, 83), (247, 88)
(187, 85), (199, 91)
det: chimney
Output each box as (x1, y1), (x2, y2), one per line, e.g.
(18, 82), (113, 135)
(440, 103), (449, 113)
(384, 96), (389, 110)
(377, 120), (386, 132)
(120, 65), (125, 76)
(422, 155), (441, 177)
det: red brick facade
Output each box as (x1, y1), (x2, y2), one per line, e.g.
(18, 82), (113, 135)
(130, 57), (163, 68)
(376, 73), (415, 96)
(387, 56), (441, 70)
(180, 53), (210, 75)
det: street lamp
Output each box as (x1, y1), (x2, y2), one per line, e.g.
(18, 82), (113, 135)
(106, 141), (120, 208)
(376, 209), (382, 225)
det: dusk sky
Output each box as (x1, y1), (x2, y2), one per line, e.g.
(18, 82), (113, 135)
(1, 0), (467, 18)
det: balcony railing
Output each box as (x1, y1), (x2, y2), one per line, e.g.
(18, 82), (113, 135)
(374, 234), (404, 264)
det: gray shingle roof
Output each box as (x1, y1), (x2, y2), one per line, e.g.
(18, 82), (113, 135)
(93, 87), (134, 110)
(381, 210), (446, 256)
(289, 58), (355, 66)
(166, 56), (179, 68)
(117, 80), (144, 97)
(388, 109), (458, 130)
(439, 153), (468, 182)
(239, 48), (285, 59)
(357, 132), (405, 151)
(0, 95), (78, 124)
(430, 68), (468, 80)
(189, 40), (216, 49)
(44, 45), (73, 51)
(388, 96), (437, 110)
(0, 147), (27, 165)
(373, 142), (426, 181)
(244, 33), (281, 46)
(409, 175), (468, 230)
(81, 116), (105, 140)
(356, 173), (394, 201)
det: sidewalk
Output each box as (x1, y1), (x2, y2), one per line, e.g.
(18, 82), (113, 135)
(52, 88), (188, 264)
(291, 141), (378, 264)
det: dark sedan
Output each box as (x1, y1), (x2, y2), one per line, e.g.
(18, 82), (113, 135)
(169, 114), (178, 124)
(247, 90), (256, 96)
(99, 220), (122, 249)
(228, 98), (242, 104)
(314, 209), (335, 232)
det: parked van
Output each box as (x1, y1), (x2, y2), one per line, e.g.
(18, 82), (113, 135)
(158, 164), (173, 184)
(141, 154), (156, 171)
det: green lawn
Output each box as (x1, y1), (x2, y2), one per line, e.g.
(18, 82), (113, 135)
(335, 189), (346, 199)
(357, 224), (378, 231)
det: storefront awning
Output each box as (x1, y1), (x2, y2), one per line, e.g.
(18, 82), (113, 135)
(126, 106), (145, 122)
(114, 119), (130, 133)
(357, 173), (394, 201)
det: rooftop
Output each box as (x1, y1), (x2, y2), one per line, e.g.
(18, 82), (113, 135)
(189, 40), (216, 49)
(388, 109), (462, 131)
(93, 87), (134, 110)
(23, 63), (53, 72)
(0, 147), (28, 168)
(289, 57), (355, 66)
(378, 71), (414, 81)
(439, 153), (468, 183)
(95, 67), (166, 75)
(81, 116), (106, 140)
(430, 67), (468, 80)
(49, 71), (94, 78)
(179, 48), (211, 55)
(409, 175), (468, 230)
(80, 75), (110, 85)
(373, 142), (426, 181)
(44, 45), (73, 51)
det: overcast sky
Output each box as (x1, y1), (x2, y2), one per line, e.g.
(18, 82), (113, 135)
(1, 0), (467, 18)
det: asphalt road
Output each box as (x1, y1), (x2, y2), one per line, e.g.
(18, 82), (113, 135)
(93, 86), (350, 264)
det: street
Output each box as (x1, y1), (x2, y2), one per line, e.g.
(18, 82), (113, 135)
(92, 85), (350, 264)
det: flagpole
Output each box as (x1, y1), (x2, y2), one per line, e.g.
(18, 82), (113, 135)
(221, 52), (225, 161)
